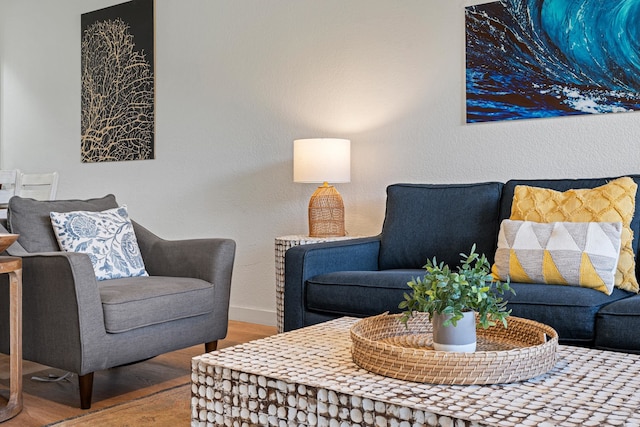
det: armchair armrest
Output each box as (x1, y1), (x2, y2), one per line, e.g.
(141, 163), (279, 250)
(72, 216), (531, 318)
(132, 222), (236, 313)
(283, 236), (381, 331)
(3, 242), (105, 374)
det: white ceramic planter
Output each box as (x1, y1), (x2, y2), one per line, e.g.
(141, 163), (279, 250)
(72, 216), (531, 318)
(431, 311), (477, 352)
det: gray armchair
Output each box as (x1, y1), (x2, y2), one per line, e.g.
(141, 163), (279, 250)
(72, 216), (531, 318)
(0, 195), (235, 409)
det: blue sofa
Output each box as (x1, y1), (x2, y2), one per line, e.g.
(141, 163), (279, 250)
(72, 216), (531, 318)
(284, 176), (640, 353)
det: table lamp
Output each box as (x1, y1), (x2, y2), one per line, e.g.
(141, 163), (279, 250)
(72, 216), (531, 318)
(293, 138), (351, 237)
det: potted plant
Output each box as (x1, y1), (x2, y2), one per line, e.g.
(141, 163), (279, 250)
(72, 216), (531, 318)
(398, 244), (514, 352)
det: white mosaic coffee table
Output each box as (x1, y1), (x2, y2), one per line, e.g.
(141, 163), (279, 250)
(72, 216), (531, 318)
(191, 317), (640, 427)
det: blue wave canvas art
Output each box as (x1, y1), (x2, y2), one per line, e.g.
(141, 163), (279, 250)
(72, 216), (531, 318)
(465, 0), (640, 123)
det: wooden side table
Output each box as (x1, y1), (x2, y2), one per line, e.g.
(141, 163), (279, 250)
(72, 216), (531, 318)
(0, 257), (22, 421)
(275, 235), (361, 333)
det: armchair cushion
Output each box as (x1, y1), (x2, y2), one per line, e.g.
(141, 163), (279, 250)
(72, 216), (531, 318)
(8, 194), (118, 252)
(50, 206), (148, 280)
(98, 276), (214, 333)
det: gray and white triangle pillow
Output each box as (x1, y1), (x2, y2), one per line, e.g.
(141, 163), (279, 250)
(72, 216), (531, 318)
(492, 220), (622, 295)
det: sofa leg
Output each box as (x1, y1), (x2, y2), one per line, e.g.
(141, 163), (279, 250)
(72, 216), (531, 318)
(79, 372), (94, 409)
(205, 341), (218, 353)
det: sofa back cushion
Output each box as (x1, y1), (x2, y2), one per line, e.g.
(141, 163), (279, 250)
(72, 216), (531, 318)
(379, 182), (504, 270)
(7, 194), (119, 253)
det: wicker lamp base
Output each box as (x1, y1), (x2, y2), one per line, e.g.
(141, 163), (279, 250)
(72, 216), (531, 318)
(308, 183), (345, 237)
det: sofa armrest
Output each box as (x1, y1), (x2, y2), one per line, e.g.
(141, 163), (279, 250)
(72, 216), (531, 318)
(133, 222), (236, 313)
(283, 236), (381, 331)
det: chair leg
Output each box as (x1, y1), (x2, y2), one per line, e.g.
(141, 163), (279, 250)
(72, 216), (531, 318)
(79, 372), (94, 410)
(205, 341), (218, 353)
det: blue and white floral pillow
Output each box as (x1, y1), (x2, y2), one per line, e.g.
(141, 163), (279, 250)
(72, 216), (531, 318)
(50, 206), (148, 281)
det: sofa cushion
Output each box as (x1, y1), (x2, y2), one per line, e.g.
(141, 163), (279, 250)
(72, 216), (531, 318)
(379, 182), (503, 270)
(500, 176), (640, 288)
(8, 194), (119, 253)
(509, 177), (638, 293)
(595, 295), (640, 353)
(98, 276), (214, 333)
(50, 206), (148, 280)
(506, 282), (632, 346)
(492, 220), (622, 295)
(306, 270), (423, 317)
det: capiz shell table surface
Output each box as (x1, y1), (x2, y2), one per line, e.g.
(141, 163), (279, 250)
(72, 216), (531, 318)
(274, 235), (361, 333)
(191, 317), (640, 427)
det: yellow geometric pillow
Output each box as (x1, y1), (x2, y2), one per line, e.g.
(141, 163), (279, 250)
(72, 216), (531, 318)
(492, 220), (622, 295)
(510, 177), (638, 293)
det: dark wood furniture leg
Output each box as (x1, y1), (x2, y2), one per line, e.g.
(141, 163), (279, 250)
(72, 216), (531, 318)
(79, 372), (94, 410)
(205, 341), (218, 353)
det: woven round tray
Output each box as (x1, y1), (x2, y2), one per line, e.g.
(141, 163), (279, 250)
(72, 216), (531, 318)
(350, 313), (558, 385)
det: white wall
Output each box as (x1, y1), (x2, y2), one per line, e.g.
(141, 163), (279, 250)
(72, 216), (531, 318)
(1, 0), (639, 325)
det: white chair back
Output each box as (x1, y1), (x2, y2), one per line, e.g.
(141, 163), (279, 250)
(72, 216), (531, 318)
(17, 171), (59, 200)
(0, 170), (20, 219)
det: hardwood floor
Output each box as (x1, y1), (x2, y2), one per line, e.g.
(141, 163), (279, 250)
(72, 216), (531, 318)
(0, 320), (276, 426)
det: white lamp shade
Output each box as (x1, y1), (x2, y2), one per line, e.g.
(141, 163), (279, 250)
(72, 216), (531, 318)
(293, 138), (351, 183)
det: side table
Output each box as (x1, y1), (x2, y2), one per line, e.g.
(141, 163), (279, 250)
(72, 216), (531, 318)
(275, 235), (360, 333)
(0, 257), (22, 421)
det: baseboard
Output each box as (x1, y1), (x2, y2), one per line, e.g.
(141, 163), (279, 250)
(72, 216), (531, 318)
(228, 305), (276, 327)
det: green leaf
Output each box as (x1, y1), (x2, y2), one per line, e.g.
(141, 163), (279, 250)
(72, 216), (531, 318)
(398, 244), (516, 330)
